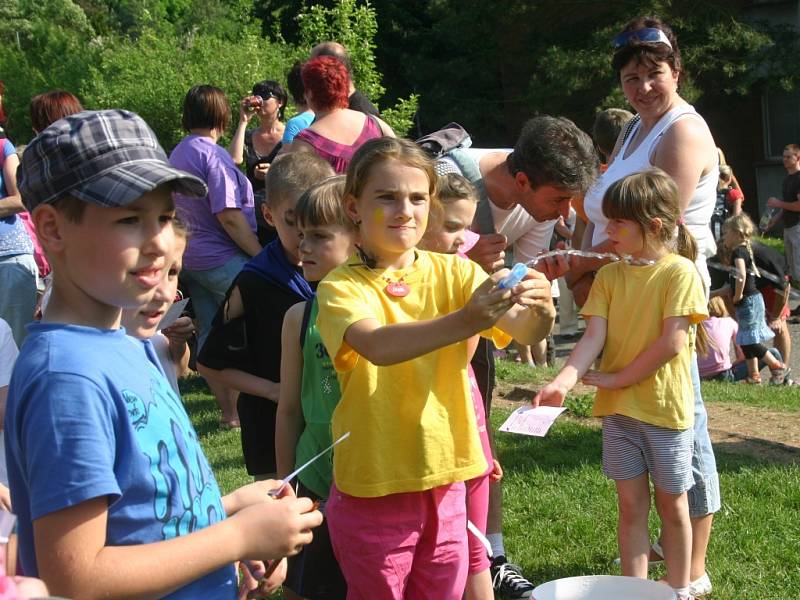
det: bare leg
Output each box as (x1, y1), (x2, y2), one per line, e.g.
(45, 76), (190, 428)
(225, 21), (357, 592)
(690, 514), (713, 581)
(465, 570), (493, 600)
(514, 341), (534, 365)
(654, 488), (691, 589)
(773, 321), (791, 365)
(615, 474), (651, 578)
(531, 339), (547, 367)
(207, 378), (239, 424)
(745, 357), (759, 378)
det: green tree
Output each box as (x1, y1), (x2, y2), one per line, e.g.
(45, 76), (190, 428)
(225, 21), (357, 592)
(295, 0), (418, 135)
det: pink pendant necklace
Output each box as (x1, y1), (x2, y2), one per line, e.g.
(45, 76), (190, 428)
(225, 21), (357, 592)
(356, 246), (414, 299)
(383, 277), (410, 298)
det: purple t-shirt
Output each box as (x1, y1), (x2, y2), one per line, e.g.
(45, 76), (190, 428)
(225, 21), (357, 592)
(169, 135), (256, 270)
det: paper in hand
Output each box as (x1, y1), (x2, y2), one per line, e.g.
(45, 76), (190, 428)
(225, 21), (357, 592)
(157, 298), (190, 331)
(499, 405), (566, 437)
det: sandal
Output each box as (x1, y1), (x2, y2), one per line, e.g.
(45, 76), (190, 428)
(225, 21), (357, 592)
(769, 364), (787, 385)
(744, 373), (762, 384)
(219, 417), (241, 430)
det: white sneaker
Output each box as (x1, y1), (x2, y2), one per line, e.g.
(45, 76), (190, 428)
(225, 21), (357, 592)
(689, 572), (712, 596)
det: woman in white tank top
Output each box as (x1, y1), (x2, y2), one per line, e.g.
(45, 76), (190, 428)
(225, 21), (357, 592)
(568, 20), (718, 304)
(564, 17), (720, 600)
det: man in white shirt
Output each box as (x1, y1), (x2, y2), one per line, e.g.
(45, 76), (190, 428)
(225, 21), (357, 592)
(436, 115), (597, 599)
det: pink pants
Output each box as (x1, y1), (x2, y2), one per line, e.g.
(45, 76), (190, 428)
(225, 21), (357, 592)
(327, 482), (468, 600)
(466, 364), (492, 574)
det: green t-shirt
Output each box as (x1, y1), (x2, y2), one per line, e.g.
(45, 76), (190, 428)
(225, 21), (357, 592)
(296, 297), (341, 498)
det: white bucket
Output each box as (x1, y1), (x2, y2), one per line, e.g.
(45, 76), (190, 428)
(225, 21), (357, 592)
(532, 575), (677, 599)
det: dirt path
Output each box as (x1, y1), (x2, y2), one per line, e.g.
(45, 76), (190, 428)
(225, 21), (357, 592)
(494, 383), (800, 464)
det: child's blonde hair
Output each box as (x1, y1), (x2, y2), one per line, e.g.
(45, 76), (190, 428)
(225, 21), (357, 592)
(718, 165), (732, 186)
(708, 296), (729, 318)
(721, 213), (760, 277)
(602, 168), (708, 353)
(602, 168), (698, 262)
(436, 172), (478, 206)
(295, 175), (351, 231)
(345, 137), (437, 203)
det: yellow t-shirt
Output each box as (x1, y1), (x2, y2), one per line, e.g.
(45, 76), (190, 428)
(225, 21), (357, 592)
(316, 250), (512, 498)
(582, 254), (708, 430)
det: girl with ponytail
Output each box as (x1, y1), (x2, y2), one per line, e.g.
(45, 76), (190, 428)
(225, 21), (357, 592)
(535, 168), (709, 600)
(716, 213), (787, 384)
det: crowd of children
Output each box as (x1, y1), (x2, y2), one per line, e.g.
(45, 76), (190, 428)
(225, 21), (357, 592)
(0, 48), (797, 600)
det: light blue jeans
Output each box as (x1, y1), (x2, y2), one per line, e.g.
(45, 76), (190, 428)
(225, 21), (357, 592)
(181, 253), (249, 350)
(688, 358), (721, 517)
(0, 253), (38, 347)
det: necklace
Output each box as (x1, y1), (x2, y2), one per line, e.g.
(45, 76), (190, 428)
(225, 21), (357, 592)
(355, 246), (415, 298)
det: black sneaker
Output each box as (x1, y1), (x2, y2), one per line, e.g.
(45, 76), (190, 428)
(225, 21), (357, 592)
(490, 555), (535, 599)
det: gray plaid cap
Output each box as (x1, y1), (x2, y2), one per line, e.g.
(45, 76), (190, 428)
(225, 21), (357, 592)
(18, 109), (207, 211)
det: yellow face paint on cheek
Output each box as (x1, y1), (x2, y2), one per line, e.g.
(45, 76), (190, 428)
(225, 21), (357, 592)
(372, 208), (384, 224)
(618, 227), (629, 238)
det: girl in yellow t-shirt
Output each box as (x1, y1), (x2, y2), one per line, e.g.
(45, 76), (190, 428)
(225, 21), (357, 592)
(316, 137), (556, 600)
(535, 168), (708, 600)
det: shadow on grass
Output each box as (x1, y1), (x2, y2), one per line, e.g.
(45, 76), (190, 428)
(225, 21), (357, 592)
(494, 421), (603, 474)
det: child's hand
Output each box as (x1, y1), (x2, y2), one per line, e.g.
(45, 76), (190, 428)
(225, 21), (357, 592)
(582, 369), (621, 389)
(489, 459), (503, 483)
(238, 559), (285, 599)
(533, 382), (568, 407)
(232, 494), (322, 560)
(504, 268), (555, 313)
(461, 277), (515, 331)
(162, 316), (194, 345)
(224, 479), (293, 515)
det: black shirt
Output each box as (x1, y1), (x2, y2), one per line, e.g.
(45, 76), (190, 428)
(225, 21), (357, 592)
(199, 270), (306, 475)
(348, 89), (380, 117)
(782, 171), (800, 228)
(730, 245), (759, 301)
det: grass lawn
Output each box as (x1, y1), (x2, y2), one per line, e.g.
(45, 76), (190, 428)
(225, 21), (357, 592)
(182, 368), (800, 599)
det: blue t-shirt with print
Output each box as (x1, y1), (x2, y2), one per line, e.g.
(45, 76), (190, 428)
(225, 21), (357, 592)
(0, 139), (32, 258)
(4, 323), (236, 599)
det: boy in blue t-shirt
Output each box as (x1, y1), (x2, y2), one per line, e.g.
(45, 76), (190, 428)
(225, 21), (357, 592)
(5, 109), (322, 599)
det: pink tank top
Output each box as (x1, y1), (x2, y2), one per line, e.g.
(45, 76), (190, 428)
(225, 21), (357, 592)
(295, 114), (383, 173)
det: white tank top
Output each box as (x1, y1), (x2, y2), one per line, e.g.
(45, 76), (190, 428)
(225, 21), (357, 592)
(584, 104), (719, 259)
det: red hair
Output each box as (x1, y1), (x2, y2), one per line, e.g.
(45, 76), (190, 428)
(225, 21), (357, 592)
(29, 90), (84, 133)
(301, 56), (350, 112)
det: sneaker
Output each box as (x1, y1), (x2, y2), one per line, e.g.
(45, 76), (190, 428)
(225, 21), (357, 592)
(689, 572), (713, 596)
(770, 364), (787, 385)
(491, 555), (535, 599)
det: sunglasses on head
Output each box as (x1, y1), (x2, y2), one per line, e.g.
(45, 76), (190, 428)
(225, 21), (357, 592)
(612, 27), (673, 51)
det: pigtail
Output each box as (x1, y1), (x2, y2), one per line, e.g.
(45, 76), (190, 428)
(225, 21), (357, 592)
(675, 221), (710, 354)
(745, 239), (760, 278)
(675, 221), (697, 262)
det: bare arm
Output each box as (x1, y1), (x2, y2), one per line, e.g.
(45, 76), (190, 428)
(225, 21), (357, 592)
(217, 208), (262, 257)
(344, 277), (513, 366)
(583, 316), (690, 390)
(34, 494), (321, 600)
(197, 362), (279, 401)
(275, 303), (305, 479)
(375, 116), (396, 138)
(653, 116), (717, 215)
(0, 153), (23, 218)
(732, 257), (746, 304)
(229, 99), (255, 165)
(533, 315), (607, 406)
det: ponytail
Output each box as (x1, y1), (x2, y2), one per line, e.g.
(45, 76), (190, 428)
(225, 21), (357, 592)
(675, 222), (698, 262)
(745, 239), (760, 278)
(675, 221), (709, 355)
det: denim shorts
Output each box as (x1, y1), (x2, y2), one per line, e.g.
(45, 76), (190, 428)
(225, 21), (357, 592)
(688, 359), (722, 516)
(181, 253), (249, 350)
(0, 253), (38, 347)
